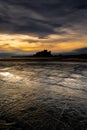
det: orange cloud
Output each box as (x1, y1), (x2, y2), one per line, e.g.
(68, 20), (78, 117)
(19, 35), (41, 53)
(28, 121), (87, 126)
(0, 33), (87, 53)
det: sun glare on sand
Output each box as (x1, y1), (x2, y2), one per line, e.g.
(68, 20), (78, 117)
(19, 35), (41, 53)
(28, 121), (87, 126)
(0, 71), (22, 82)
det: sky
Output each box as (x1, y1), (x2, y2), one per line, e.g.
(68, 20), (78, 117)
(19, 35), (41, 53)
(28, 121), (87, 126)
(0, 0), (87, 56)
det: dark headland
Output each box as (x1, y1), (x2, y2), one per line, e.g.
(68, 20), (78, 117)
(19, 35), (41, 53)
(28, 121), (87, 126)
(0, 50), (87, 62)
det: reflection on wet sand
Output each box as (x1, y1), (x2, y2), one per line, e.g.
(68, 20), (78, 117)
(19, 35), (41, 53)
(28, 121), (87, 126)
(0, 71), (22, 83)
(0, 62), (87, 130)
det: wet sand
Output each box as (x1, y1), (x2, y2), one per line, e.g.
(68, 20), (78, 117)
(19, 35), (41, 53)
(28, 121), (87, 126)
(0, 62), (87, 130)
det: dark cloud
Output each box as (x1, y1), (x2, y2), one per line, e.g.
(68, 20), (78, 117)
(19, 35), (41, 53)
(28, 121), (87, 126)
(73, 47), (87, 54)
(58, 47), (87, 55)
(0, 0), (87, 38)
(0, 52), (14, 57)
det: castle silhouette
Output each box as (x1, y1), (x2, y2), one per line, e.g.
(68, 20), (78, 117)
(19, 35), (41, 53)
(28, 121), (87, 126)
(33, 50), (52, 57)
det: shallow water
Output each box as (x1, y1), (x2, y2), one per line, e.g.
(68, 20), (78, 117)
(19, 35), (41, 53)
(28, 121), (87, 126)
(0, 61), (87, 130)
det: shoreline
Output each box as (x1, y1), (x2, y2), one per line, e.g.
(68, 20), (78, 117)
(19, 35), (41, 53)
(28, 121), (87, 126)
(0, 57), (87, 62)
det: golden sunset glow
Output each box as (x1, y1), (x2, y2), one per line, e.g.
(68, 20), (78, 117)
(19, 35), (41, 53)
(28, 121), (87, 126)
(0, 33), (87, 54)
